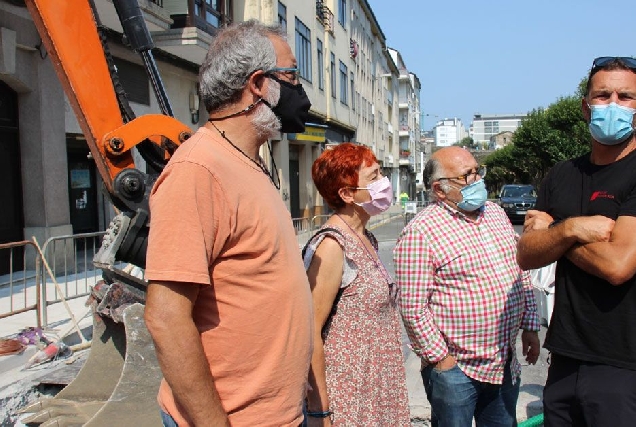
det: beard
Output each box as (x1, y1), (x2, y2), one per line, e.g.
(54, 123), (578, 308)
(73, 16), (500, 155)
(252, 79), (281, 139)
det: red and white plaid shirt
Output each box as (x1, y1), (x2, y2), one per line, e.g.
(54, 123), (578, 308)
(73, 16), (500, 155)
(394, 201), (540, 384)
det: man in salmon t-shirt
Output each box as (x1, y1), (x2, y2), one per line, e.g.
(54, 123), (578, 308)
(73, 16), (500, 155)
(144, 20), (313, 427)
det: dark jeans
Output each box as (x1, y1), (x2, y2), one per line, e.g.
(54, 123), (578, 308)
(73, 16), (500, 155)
(421, 361), (519, 427)
(544, 353), (636, 427)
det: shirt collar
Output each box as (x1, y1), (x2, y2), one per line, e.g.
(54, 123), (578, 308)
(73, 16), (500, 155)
(437, 200), (485, 224)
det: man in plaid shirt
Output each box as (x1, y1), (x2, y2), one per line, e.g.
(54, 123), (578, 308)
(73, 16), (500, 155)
(394, 146), (540, 427)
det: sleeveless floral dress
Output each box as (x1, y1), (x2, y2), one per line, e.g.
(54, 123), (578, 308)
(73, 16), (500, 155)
(304, 225), (411, 426)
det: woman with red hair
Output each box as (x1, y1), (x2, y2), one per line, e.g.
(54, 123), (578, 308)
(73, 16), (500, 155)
(303, 143), (410, 426)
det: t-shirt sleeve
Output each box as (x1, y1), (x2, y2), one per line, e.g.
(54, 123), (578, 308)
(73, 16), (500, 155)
(618, 181), (636, 217)
(146, 160), (227, 285)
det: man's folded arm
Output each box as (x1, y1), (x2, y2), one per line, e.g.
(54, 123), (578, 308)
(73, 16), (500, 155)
(517, 217), (578, 270)
(566, 215), (636, 285)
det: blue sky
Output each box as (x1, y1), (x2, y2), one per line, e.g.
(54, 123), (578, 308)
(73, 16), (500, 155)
(365, 0), (636, 131)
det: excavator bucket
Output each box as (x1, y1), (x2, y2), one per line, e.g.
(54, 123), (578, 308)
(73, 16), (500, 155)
(19, 288), (162, 426)
(18, 0), (186, 422)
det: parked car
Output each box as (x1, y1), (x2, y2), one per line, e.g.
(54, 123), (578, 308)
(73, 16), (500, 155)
(497, 184), (537, 223)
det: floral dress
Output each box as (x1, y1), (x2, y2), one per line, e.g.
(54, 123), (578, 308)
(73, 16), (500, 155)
(303, 225), (411, 426)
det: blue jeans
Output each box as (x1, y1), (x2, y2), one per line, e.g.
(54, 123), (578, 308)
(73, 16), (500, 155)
(421, 361), (519, 427)
(161, 410), (178, 427)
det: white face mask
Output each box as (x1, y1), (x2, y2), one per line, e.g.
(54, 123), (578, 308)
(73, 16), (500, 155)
(353, 176), (393, 216)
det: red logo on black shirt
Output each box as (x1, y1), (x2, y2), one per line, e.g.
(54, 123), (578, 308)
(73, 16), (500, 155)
(590, 191), (615, 201)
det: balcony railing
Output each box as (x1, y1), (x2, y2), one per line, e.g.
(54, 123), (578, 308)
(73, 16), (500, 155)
(316, 1), (334, 33)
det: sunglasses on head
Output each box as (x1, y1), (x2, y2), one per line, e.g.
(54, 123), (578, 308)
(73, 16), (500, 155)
(592, 56), (636, 71)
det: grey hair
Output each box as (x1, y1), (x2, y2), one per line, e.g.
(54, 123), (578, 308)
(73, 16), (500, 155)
(423, 157), (450, 200)
(199, 20), (286, 113)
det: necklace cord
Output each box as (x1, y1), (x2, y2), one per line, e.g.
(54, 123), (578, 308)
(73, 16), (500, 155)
(208, 121), (280, 189)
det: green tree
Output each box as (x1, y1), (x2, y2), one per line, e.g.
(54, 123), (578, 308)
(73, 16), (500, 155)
(484, 90), (590, 190)
(454, 136), (474, 148)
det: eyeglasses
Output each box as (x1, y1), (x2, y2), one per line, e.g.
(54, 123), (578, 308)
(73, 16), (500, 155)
(438, 165), (487, 185)
(592, 57), (636, 72)
(263, 67), (300, 84)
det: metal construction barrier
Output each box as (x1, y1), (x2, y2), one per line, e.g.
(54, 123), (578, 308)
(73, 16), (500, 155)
(0, 240), (42, 326)
(292, 217), (311, 235)
(39, 232), (112, 326)
(291, 215), (330, 235)
(311, 215), (331, 230)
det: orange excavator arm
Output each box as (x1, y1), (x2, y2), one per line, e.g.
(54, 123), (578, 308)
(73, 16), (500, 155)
(25, 0), (191, 269)
(17, 2), (193, 425)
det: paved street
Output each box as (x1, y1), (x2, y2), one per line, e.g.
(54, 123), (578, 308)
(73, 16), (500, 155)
(371, 215), (548, 424)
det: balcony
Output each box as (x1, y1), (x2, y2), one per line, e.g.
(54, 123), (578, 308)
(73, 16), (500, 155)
(152, 28), (214, 65)
(93, 0), (172, 33)
(399, 155), (414, 167)
(316, 0), (334, 33)
(92, 0), (219, 65)
(156, 0), (234, 65)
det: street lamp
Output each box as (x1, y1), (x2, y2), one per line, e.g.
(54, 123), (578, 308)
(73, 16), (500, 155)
(420, 113), (439, 131)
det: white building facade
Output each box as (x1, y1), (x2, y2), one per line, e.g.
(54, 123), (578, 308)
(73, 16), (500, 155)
(434, 118), (467, 147)
(386, 48), (420, 201)
(470, 113), (526, 146)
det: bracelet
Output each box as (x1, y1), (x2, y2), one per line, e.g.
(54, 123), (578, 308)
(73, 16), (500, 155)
(306, 410), (333, 418)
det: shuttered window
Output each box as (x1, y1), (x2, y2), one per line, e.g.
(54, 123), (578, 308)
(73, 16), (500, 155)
(113, 57), (150, 106)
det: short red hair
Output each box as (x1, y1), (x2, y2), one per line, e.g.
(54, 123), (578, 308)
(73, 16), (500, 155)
(312, 142), (378, 210)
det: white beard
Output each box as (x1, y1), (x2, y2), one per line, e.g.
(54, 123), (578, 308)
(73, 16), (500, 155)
(252, 79), (281, 140)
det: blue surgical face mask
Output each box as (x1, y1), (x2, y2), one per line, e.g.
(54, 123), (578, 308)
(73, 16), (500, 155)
(454, 179), (488, 212)
(588, 102), (636, 145)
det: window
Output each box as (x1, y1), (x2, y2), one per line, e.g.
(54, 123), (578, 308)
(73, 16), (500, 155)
(278, 2), (287, 32)
(113, 57), (149, 105)
(317, 39), (324, 90)
(330, 53), (336, 98)
(194, 0), (232, 29)
(350, 71), (355, 110)
(338, 0), (346, 28)
(339, 61), (348, 105)
(295, 18), (312, 82)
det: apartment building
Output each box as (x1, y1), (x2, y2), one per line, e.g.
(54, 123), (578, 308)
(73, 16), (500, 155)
(470, 113), (526, 146)
(0, 0), (419, 261)
(260, 0), (405, 217)
(386, 48), (420, 200)
(434, 118), (468, 147)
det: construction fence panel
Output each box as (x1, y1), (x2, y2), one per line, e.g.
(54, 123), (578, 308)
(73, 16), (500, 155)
(0, 240), (41, 327)
(39, 232), (116, 326)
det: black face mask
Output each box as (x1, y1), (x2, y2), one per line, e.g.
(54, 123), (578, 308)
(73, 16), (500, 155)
(263, 76), (312, 133)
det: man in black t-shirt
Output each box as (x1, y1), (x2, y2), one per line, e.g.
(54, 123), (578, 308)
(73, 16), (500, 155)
(518, 57), (636, 427)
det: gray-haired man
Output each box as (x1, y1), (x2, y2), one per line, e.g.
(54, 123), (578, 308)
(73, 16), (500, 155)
(144, 21), (313, 426)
